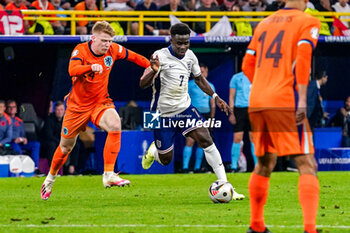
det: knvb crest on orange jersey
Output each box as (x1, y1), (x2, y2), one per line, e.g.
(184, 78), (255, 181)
(104, 56), (113, 67)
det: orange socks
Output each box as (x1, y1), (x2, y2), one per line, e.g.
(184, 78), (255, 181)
(249, 172), (270, 232)
(103, 131), (121, 172)
(299, 174), (319, 233)
(49, 146), (69, 175)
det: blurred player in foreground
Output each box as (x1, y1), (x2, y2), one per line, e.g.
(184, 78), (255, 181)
(41, 21), (150, 200)
(139, 23), (244, 200)
(242, 0), (321, 232)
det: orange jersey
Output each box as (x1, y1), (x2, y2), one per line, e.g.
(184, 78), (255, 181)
(242, 9), (321, 111)
(31, 1), (55, 10)
(66, 41), (150, 112)
(5, 2), (27, 10)
(74, 2), (98, 27)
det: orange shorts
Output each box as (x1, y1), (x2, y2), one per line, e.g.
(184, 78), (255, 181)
(61, 100), (115, 138)
(249, 110), (314, 156)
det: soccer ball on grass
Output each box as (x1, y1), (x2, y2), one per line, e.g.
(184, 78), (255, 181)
(208, 180), (234, 203)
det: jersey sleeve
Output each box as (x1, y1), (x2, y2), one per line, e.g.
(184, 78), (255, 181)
(68, 44), (92, 77)
(297, 17), (321, 50)
(113, 43), (127, 60)
(242, 30), (258, 83)
(189, 51), (201, 77)
(150, 50), (162, 72)
(114, 43), (150, 68)
(229, 74), (237, 89)
(295, 17), (321, 85)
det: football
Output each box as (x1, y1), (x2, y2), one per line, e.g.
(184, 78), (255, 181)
(208, 180), (234, 203)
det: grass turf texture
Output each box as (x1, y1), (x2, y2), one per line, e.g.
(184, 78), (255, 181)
(0, 172), (349, 233)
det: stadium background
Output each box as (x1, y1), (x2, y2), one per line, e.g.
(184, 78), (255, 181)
(1, 36), (350, 172)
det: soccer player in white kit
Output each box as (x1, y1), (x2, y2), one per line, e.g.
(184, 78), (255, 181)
(140, 23), (244, 200)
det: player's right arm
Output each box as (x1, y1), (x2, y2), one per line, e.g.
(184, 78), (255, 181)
(228, 74), (237, 125)
(139, 54), (159, 89)
(229, 88), (236, 125)
(68, 45), (102, 77)
(242, 32), (258, 83)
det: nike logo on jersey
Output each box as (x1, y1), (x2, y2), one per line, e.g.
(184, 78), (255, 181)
(169, 65), (175, 68)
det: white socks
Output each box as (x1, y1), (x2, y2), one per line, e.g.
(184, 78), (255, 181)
(46, 172), (57, 182)
(151, 144), (163, 165)
(103, 171), (113, 177)
(203, 143), (227, 182)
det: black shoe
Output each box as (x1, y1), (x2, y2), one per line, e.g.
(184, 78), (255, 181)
(194, 168), (206, 173)
(180, 169), (193, 174)
(34, 169), (45, 177)
(227, 168), (239, 173)
(247, 227), (272, 233)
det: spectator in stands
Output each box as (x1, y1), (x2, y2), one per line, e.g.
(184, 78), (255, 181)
(310, 0), (334, 12)
(265, 0), (284, 11)
(31, 0), (64, 34)
(181, 0), (196, 11)
(329, 96), (350, 147)
(232, 4), (252, 36)
(6, 0), (27, 10)
(307, 71), (329, 130)
(5, 100), (42, 175)
(131, 0), (167, 35)
(332, 0), (350, 28)
(50, 0), (67, 34)
(0, 100), (13, 152)
(119, 100), (143, 130)
(242, 0), (265, 31)
(74, 0), (98, 35)
(41, 101), (81, 175)
(159, 0), (186, 32)
(104, 0), (134, 11)
(195, 0), (220, 34)
(219, 0), (236, 11)
(182, 63), (215, 173)
(154, 0), (169, 7)
(6, 0), (30, 33)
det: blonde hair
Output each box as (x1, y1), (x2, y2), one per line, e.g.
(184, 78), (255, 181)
(92, 21), (115, 37)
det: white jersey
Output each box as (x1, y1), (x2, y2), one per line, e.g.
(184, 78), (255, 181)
(150, 47), (201, 117)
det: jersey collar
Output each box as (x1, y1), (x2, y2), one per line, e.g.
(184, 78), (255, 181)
(88, 41), (104, 57)
(168, 45), (184, 60)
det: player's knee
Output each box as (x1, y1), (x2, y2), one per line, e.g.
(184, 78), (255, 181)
(159, 153), (173, 165)
(197, 138), (213, 149)
(60, 145), (73, 155)
(107, 122), (121, 132)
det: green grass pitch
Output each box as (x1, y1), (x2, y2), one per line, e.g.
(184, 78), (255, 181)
(0, 172), (349, 233)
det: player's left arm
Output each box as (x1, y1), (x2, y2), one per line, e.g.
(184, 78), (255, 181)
(295, 19), (321, 125)
(194, 75), (232, 116)
(123, 48), (150, 68)
(209, 84), (216, 119)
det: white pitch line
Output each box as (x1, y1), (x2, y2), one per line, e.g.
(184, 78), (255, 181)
(0, 224), (349, 229)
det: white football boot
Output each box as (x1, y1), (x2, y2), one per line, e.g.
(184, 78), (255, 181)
(103, 172), (130, 188)
(232, 188), (245, 200)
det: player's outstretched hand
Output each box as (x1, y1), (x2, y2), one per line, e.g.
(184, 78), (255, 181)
(91, 64), (103, 74)
(150, 54), (160, 73)
(215, 97), (232, 116)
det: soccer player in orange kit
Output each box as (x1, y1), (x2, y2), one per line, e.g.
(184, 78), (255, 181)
(41, 21), (150, 200)
(242, 0), (321, 232)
